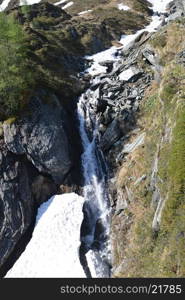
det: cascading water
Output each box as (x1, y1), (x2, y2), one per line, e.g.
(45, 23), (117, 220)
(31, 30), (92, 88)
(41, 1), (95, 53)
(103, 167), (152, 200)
(77, 89), (111, 278)
(76, 0), (172, 278)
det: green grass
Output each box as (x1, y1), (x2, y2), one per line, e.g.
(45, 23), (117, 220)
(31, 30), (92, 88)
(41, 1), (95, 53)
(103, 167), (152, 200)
(115, 57), (185, 277)
(92, 7), (149, 34)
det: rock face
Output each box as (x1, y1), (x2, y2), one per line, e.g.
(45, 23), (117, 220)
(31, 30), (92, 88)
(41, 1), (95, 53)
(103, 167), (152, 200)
(0, 90), (80, 275)
(3, 94), (71, 184)
(109, 2), (185, 277)
(0, 141), (34, 273)
(168, 0), (185, 20)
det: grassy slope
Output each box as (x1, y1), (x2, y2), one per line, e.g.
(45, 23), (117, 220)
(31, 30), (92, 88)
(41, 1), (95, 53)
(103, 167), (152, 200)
(41, 0), (151, 35)
(44, 0), (151, 16)
(113, 19), (185, 277)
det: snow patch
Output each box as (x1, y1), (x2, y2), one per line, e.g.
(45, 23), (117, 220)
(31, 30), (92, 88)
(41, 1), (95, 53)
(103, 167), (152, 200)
(20, 0), (41, 5)
(120, 14), (164, 50)
(5, 193), (85, 278)
(85, 47), (119, 76)
(85, 1), (168, 77)
(119, 68), (135, 81)
(0, 0), (12, 10)
(118, 3), (130, 11)
(148, 0), (172, 13)
(78, 10), (92, 15)
(54, 0), (68, 6)
(62, 1), (73, 10)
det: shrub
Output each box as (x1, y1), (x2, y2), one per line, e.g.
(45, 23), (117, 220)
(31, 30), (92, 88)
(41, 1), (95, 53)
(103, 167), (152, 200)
(0, 12), (34, 120)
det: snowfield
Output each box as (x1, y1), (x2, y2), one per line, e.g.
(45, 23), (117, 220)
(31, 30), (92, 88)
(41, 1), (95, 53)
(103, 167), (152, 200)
(6, 193), (85, 278)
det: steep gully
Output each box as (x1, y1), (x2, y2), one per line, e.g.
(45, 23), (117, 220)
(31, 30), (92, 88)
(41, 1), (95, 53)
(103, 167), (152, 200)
(5, 0), (173, 278)
(77, 0), (172, 278)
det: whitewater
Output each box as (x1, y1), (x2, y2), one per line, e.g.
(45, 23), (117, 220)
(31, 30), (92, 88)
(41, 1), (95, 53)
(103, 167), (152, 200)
(5, 0), (171, 278)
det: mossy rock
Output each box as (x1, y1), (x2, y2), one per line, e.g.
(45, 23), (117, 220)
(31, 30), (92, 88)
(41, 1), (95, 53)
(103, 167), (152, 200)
(3, 117), (16, 125)
(0, 122), (3, 137)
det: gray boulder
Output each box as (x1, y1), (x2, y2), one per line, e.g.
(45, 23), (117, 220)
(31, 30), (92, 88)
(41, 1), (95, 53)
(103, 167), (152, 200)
(100, 119), (122, 151)
(3, 94), (71, 184)
(0, 142), (34, 272)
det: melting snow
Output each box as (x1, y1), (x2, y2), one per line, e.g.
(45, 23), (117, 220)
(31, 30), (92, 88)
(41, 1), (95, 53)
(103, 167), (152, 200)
(78, 10), (92, 15)
(85, 47), (119, 76)
(120, 14), (165, 50)
(20, 0), (41, 4)
(84, 0), (171, 77)
(54, 0), (68, 6)
(119, 68), (135, 81)
(0, 0), (12, 10)
(118, 3), (130, 11)
(62, 1), (73, 10)
(5, 193), (85, 278)
(148, 0), (172, 13)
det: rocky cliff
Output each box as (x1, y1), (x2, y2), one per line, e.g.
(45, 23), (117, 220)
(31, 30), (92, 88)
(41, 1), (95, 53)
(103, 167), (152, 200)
(0, 0), (185, 277)
(110, 0), (185, 277)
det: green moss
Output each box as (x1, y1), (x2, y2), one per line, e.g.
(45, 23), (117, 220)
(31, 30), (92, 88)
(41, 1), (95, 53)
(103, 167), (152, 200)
(4, 117), (16, 125)
(59, 0), (111, 15)
(0, 122), (3, 137)
(92, 7), (148, 35)
(32, 16), (57, 30)
(162, 106), (185, 228)
(131, 0), (152, 15)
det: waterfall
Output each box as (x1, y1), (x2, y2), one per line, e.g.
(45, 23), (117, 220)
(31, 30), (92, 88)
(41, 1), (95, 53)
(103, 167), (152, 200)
(76, 0), (171, 278)
(77, 87), (111, 278)
(4, 0), (171, 278)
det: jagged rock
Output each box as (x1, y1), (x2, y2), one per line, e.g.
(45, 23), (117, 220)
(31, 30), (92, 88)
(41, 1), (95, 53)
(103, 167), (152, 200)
(118, 66), (143, 82)
(135, 31), (153, 45)
(121, 133), (145, 155)
(168, 0), (185, 20)
(0, 142), (34, 272)
(176, 50), (185, 65)
(8, 2), (72, 21)
(127, 89), (138, 99)
(99, 61), (114, 73)
(134, 174), (147, 185)
(152, 196), (166, 233)
(96, 99), (108, 113)
(32, 175), (57, 205)
(100, 119), (122, 151)
(142, 47), (158, 65)
(115, 189), (128, 215)
(3, 94), (72, 184)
